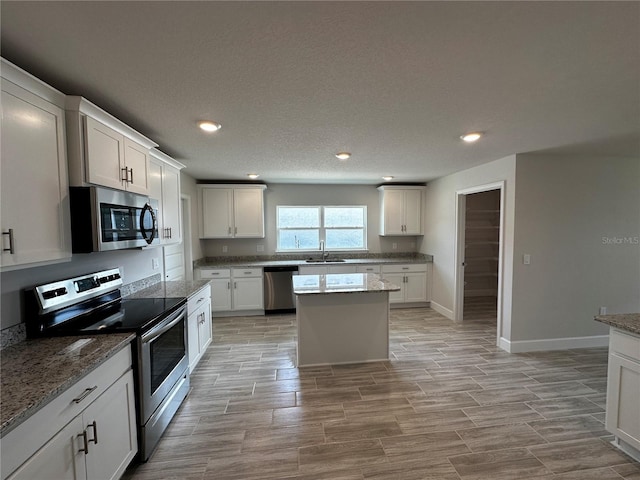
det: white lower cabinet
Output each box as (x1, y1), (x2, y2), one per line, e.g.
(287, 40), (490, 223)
(198, 268), (263, 313)
(381, 264), (430, 305)
(187, 284), (213, 373)
(3, 347), (137, 480)
(605, 329), (640, 455)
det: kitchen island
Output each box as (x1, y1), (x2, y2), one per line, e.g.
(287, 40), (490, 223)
(595, 313), (640, 462)
(293, 273), (400, 367)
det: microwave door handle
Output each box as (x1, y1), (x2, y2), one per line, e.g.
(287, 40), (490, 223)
(140, 309), (185, 343)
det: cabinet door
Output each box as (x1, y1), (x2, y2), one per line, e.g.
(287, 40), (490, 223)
(161, 164), (182, 244)
(327, 265), (357, 274)
(122, 137), (149, 195)
(211, 278), (232, 311)
(7, 416), (86, 480)
(233, 188), (265, 238)
(187, 307), (201, 372)
(403, 189), (422, 234)
(148, 159), (164, 234)
(201, 188), (233, 238)
(1, 82), (71, 268)
(82, 371), (137, 480)
(384, 273), (405, 303)
(404, 272), (427, 303)
(381, 189), (404, 235)
(606, 353), (640, 450)
(357, 265), (381, 273)
(233, 277), (264, 310)
(198, 300), (213, 354)
(84, 116), (125, 191)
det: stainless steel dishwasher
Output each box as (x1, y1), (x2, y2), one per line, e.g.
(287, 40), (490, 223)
(263, 266), (298, 313)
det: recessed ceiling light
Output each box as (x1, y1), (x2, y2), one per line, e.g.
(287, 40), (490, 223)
(247, 173), (259, 179)
(335, 152), (351, 161)
(460, 132), (482, 143)
(198, 121), (221, 132)
(382, 176), (394, 181)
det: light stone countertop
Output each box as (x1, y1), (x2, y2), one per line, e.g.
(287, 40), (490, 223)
(125, 280), (211, 300)
(595, 313), (640, 336)
(293, 273), (401, 295)
(1, 333), (134, 437)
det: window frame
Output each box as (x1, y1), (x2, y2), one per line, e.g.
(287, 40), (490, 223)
(276, 205), (368, 253)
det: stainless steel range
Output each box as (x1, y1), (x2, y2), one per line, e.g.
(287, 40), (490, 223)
(25, 268), (189, 461)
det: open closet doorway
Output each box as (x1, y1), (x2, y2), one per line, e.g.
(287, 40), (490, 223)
(454, 182), (505, 346)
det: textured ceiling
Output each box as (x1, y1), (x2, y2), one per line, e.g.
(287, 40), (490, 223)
(1, 1), (639, 184)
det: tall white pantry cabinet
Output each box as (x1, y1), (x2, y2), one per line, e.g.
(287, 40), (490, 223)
(1, 59), (72, 270)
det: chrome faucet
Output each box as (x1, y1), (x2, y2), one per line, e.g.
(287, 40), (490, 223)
(320, 240), (329, 260)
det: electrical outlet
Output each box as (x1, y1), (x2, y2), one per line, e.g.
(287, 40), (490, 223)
(392, 242), (397, 250)
(222, 245), (228, 253)
(257, 244), (264, 252)
(523, 254), (531, 265)
(599, 306), (607, 315)
(152, 258), (160, 270)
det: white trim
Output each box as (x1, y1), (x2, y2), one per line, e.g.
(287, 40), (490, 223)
(430, 301), (454, 320)
(453, 181), (506, 351)
(502, 335), (609, 353)
(150, 148), (186, 170)
(1, 58), (66, 107)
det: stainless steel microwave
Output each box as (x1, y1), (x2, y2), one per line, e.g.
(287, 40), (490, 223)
(70, 186), (159, 252)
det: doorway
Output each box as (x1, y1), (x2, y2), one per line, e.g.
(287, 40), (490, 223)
(454, 182), (505, 346)
(162, 195), (193, 281)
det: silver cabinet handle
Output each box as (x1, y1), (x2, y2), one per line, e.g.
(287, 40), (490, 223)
(2, 229), (15, 254)
(168, 227), (172, 238)
(234, 282), (237, 289)
(234, 226), (237, 235)
(129, 168), (134, 184)
(228, 226), (231, 235)
(73, 386), (97, 404)
(78, 430), (89, 454)
(196, 297), (205, 304)
(227, 281), (231, 289)
(87, 421), (98, 445)
(121, 167), (129, 182)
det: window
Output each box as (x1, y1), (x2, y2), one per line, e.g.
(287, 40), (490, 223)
(277, 206), (367, 252)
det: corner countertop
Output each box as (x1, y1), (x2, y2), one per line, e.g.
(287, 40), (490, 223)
(196, 253), (433, 270)
(293, 273), (401, 295)
(1, 333), (134, 437)
(595, 313), (640, 336)
(125, 280), (211, 300)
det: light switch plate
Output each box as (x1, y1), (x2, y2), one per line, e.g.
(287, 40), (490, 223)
(523, 254), (531, 265)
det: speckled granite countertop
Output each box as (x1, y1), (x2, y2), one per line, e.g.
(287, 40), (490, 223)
(293, 273), (401, 295)
(125, 280), (211, 300)
(196, 254), (432, 269)
(595, 313), (640, 336)
(1, 334), (134, 437)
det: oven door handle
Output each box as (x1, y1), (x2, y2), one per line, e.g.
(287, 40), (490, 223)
(140, 307), (185, 343)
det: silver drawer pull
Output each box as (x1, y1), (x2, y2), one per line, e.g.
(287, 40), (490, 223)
(2, 229), (15, 254)
(73, 386), (97, 404)
(87, 421), (98, 445)
(196, 297), (204, 303)
(243, 271), (252, 274)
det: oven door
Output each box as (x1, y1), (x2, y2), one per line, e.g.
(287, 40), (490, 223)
(139, 306), (189, 423)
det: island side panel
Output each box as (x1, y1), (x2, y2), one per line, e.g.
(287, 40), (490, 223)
(296, 291), (390, 367)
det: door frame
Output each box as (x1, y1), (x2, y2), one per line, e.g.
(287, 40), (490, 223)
(453, 181), (505, 346)
(181, 194), (194, 281)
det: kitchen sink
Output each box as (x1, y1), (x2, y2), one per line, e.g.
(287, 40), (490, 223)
(305, 258), (346, 263)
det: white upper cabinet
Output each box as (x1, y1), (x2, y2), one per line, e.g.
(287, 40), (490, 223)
(1, 59), (71, 270)
(198, 185), (266, 239)
(65, 96), (157, 194)
(149, 149), (185, 245)
(378, 186), (424, 235)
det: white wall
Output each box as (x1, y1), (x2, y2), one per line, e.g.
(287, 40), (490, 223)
(421, 155), (516, 341)
(201, 183), (420, 257)
(510, 154), (640, 345)
(180, 171), (204, 263)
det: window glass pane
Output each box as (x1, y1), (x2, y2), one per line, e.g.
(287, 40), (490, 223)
(278, 229), (319, 250)
(324, 207), (364, 228)
(326, 229), (364, 249)
(278, 207), (320, 228)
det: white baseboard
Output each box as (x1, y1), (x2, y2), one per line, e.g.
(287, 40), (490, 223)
(430, 301), (454, 320)
(500, 334), (609, 353)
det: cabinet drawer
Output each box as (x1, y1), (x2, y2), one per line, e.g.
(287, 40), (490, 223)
(187, 284), (212, 313)
(356, 265), (381, 273)
(232, 267), (262, 278)
(1, 345), (132, 478)
(381, 264), (427, 274)
(610, 329), (640, 361)
(199, 268), (230, 279)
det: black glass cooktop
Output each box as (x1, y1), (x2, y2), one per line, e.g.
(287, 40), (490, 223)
(29, 292), (186, 337)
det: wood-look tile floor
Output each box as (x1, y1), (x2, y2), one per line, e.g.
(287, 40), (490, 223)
(124, 303), (640, 480)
